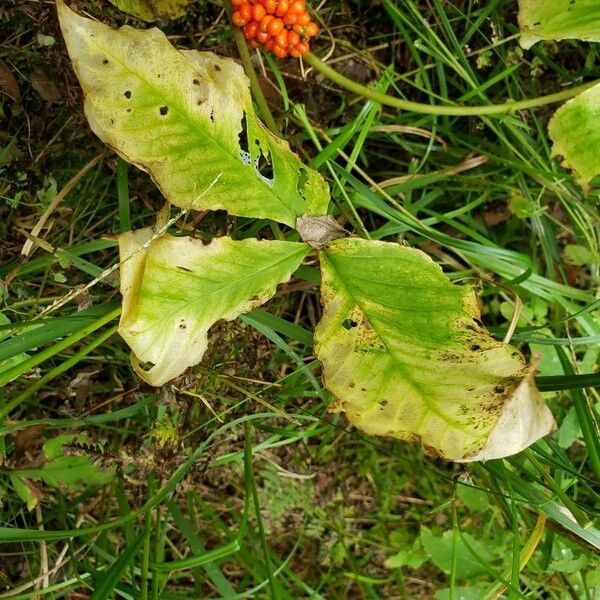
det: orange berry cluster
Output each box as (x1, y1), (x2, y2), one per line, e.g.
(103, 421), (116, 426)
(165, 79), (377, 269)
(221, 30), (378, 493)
(231, 0), (318, 58)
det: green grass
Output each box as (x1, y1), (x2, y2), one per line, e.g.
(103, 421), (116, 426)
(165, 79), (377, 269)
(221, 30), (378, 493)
(0, 0), (599, 598)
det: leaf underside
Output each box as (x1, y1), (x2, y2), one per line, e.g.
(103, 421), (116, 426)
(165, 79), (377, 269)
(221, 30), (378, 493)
(118, 229), (308, 386)
(314, 238), (555, 462)
(518, 0), (600, 49)
(57, 1), (329, 226)
(548, 82), (600, 190)
(109, 0), (190, 22)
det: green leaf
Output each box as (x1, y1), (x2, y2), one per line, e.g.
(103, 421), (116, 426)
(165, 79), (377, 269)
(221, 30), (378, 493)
(549, 554), (588, 573)
(56, 1), (329, 226)
(15, 456), (114, 488)
(518, 0), (600, 49)
(384, 547), (428, 569)
(118, 229), (309, 385)
(548, 82), (600, 190)
(435, 586), (490, 600)
(420, 528), (494, 580)
(314, 238), (555, 461)
(456, 484), (489, 512)
(108, 0), (189, 22)
(564, 244), (599, 265)
(10, 475), (40, 511)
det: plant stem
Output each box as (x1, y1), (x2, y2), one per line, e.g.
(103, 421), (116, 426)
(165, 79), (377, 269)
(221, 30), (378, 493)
(524, 450), (590, 528)
(303, 52), (599, 117)
(223, 0), (279, 134)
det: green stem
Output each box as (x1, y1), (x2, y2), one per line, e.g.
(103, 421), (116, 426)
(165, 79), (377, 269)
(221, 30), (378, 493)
(303, 52), (599, 117)
(524, 450), (590, 528)
(244, 422), (277, 598)
(223, 0), (279, 134)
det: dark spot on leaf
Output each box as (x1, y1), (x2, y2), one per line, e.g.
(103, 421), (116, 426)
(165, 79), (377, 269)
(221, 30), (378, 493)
(179, 320), (187, 330)
(159, 106), (169, 116)
(214, 64), (221, 71)
(102, 58), (109, 65)
(342, 318), (358, 330)
(494, 386), (505, 394)
(126, 108), (132, 113)
(178, 265), (193, 273)
(193, 79), (200, 85)
(209, 109), (215, 123)
(470, 344), (481, 351)
(124, 90), (132, 99)
(349, 382), (355, 388)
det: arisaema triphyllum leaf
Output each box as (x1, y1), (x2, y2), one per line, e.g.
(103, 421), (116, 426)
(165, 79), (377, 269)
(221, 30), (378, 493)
(118, 228), (309, 386)
(548, 82), (600, 191)
(314, 238), (555, 462)
(57, 1), (329, 226)
(108, 0), (190, 22)
(518, 0), (600, 49)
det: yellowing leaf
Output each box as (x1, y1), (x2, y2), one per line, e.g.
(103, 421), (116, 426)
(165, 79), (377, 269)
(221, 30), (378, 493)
(518, 0), (600, 49)
(118, 230), (309, 386)
(57, 1), (329, 226)
(109, 0), (189, 22)
(314, 238), (555, 462)
(548, 82), (600, 190)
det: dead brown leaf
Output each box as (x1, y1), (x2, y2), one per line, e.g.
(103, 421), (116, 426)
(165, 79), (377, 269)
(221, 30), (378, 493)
(0, 59), (20, 102)
(31, 68), (61, 103)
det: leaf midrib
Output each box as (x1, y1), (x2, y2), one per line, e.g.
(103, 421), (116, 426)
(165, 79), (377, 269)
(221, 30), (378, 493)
(87, 32), (297, 223)
(136, 242), (308, 330)
(323, 251), (482, 438)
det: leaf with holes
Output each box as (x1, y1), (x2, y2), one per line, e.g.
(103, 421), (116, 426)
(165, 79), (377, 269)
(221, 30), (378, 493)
(109, 0), (190, 22)
(548, 82), (600, 190)
(57, 1), (329, 226)
(118, 229), (308, 386)
(518, 0), (600, 49)
(314, 238), (555, 461)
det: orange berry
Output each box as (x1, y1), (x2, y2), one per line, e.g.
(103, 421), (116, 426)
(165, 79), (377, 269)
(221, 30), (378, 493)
(243, 21), (259, 38)
(287, 30), (300, 46)
(289, 47), (301, 57)
(288, 0), (305, 14)
(296, 11), (310, 25)
(232, 0), (244, 5)
(275, 0), (288, 16)
(260, 14), (275, 32)
(239, 3), (253, 21)
(263, 0), (277, 13)
(249, 39), (260, 48)
(296, 41), (309, 54)
(305, 21), (318, 36)
(264, 38), (274, 51)
(232, 11), (247, 26)
(252, 4), (265, 20)
(256, 30), (271, 44)
(275, 29), (288, 47)
(283, 12), (297, 24)
(272, 45), (288, 58)
(267, 17), (284, 36)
